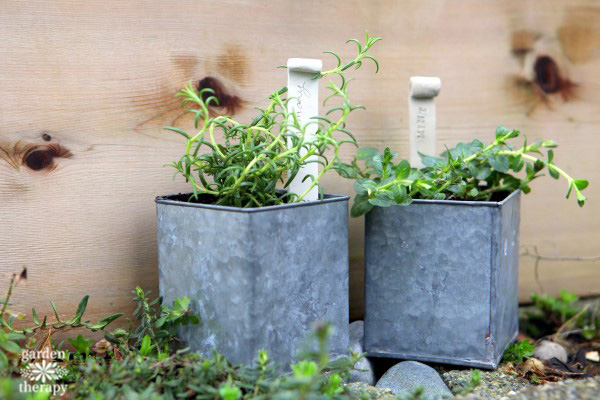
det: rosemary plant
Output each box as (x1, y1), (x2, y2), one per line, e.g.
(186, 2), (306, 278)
(166, 32), (380, 207)
(336, 127), (589, 217)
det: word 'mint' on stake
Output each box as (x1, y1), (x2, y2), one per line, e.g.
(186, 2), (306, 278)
(409, 76), (441, 168)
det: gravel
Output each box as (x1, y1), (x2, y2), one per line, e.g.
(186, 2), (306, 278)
(345, 382), (397, 399)
(441, 368), (600, 400)
(346, 367), (599, 399)
(442, 368), (529, 398)
(504, 377), (600, 400)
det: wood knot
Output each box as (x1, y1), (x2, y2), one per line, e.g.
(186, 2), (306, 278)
(509, 30), (577, 106)
(534, 56), (563, 94)
(23, 144), (72, 171)
(197, 77), (243, 116)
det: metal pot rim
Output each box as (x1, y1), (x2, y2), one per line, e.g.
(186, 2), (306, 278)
(155, 192), (349, 213)
(407, 189), (521, 208)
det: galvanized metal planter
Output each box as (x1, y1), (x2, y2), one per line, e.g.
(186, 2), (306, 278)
(364, 190), (521, 369)
(156, 193), (350, 367)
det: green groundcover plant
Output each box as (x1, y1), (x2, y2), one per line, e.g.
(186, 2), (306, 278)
(335, 127), (589, 217)
(502, 340), (535, 365)
(166, 32), (380, 208)
(1, 269), (412, 400)
(522, 290), (600, 339)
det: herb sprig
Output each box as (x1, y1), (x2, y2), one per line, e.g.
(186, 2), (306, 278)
(336, 127), (589, 217)
(167, 32), (380, 207)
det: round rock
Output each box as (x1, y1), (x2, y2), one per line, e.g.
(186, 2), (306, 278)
(348, 320), (375, 385)
(376, 361), (453, 399)
(533, 340), (568, 363)
(349, 320), (365, 348)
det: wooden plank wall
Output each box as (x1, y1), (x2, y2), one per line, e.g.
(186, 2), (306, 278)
(1, 0), (598, 326)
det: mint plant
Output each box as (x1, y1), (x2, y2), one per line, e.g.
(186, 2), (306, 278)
(167, 32), (380, 207)
(336, 127), (589, 216)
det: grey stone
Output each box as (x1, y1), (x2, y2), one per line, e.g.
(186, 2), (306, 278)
(533, 340), (568, 363)
(376, 361), (453, 399)
(350, 320), (365, 348)
(348, 321), (375, 385)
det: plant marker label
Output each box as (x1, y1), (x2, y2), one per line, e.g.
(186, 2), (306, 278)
(287, 58), (322, 201)
(409, 76), (441, 168)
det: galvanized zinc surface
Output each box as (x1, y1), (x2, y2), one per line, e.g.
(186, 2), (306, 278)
(365, 191), (520, 368)
(490, 191), (521, 358)
(156, 194), (350, 367)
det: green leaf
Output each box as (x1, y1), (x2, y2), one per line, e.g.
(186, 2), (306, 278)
(6, 333), (25, 341)
(495, 126), (511, 139)
(511, 155), (524, 173)
(50, 301), (61, 323)
(174, 297), (190, 312)
(468, 164), (491, 180)
(560, 290), (578, 304)
(156, 317), (167, 328)
(503, 340), (534, 364)
(526, 162), (534, 177)
(548, 164), (559, 180)
(0, 340), (21, 354)
(520, 183), (531, 194)
(292, 360), (319, 379)
(68, 335), (94, 354)
(140, 335), (153, 357)
(391, 184), (412, 206)
(333, 161), (359, 179)
(70, 295), (89, 325)
(104, 332), (121, 345)
(350, 193), (374, 217)
(87, 313), (124, 331)
(574, 180), (589, 191)
(368, 192), (395, 207)
(355, 147), (380, 161)
(164, 127), (191, 140)
(534, 159), (545, 172)
(219, 385), (243, 400)
(353, 179), (377, 196)
(576, 190), (586, 207)
(547, 149), (554, 163)
(502, 175), (522, 192)
(447, 182), (466, 195)
(372, 154), (384, 177)
(469, 139), (484, 153)
(487, 154), (509, 172)
(467, 187), (479, 197)
(0, 349), (7, 368)
(32, 308), (39, 325)
(394, 160), (411, 180)
(419, 153), (444, 168)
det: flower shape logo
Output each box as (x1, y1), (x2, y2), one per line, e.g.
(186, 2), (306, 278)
(21, 360), (67, 383)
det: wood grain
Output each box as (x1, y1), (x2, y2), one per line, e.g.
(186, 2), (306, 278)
(1, 0), (598, 328)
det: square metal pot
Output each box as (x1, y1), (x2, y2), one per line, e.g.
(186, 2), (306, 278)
(156, 193), (350, 367)
(364, 190), (520, 369)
